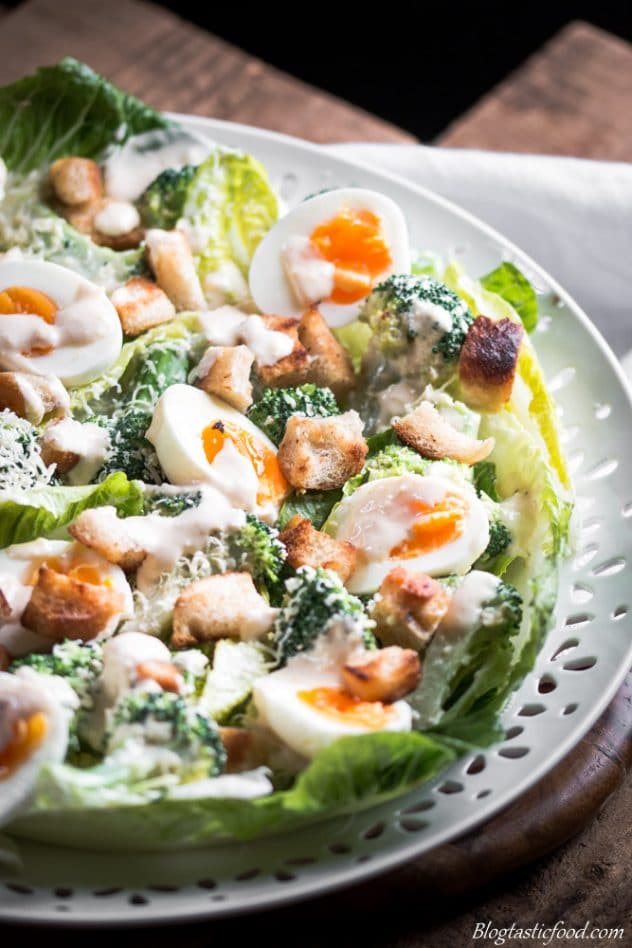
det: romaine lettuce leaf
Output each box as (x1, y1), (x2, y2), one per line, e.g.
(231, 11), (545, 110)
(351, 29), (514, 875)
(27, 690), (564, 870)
(0, 472), (143, 548)
(0, 58), (168, 173)
(9, 731), (454, 849)
(181, 150), (278, 303)
(481, 261), (538, 332)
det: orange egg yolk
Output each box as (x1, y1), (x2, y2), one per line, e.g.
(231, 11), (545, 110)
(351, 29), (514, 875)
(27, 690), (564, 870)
(0, 711), (48, 781)
(202, 420), (288, 508)
(390, 493), (467, 559)
(309, 207), (392, 304)
(28, 556), (111, 588)
(0, 285), (57, 356)
(298, 687), (397, 729)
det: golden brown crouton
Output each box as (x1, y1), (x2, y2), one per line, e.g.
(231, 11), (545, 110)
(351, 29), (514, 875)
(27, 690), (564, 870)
(68, 506), (146, 572)
(372, 567), (450, 652)
(277, 410), (367, 491)
(255, 315), (310, 388)
(58, 197), (143, 250)
(145, 228), (206, 312)
(279, 515), (356, 582)
(193, 344), (254, 412)
(21, 565), (124, 642)
(110, 277), (176, 336)
(219, 726), (278, 773)
(49, 157), (103, 206)
(0, 372), (69, 425)
(458, 316), (524, 412)
(135, 660), (183, 694)
(39, 426), (79, 475)
(298, 307), (355, 399)
(392, 400), (495, 465)
(342, 646), (421, 703)
(171, 572), (277, 649)
(0, 644), (10, 671)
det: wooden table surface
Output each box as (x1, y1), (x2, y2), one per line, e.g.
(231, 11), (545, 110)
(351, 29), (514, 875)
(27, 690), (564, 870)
(1, 1), (631, 940)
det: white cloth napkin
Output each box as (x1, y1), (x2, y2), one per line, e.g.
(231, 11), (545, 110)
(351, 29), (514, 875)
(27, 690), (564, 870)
(328, 145), (632, 371)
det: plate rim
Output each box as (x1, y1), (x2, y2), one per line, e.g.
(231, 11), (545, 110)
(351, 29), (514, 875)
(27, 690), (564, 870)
(2, 114), (631, 926)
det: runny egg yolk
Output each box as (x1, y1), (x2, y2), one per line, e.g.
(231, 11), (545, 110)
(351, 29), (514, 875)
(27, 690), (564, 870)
(298, 687), (398, 729)
(309, 207), (392, 304)
(0, 711), (48, 780)
(390, 493), (468, 559)
(28, 557), (112, 588)
(202, 420), (288, 508)
(0, 285), (57, 356)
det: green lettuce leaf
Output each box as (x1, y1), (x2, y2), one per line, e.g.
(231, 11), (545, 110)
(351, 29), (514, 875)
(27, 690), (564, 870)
(181, 150), (278, 302)
(0, 472), (144, 548)
(10, 732), (454, 850)
(0, 57), (168, 173)
(481, 261), (538, 332)
(278, 489), (342, 530)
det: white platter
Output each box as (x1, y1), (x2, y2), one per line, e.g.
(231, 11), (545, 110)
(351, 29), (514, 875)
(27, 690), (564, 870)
(1, 116), (631, 926)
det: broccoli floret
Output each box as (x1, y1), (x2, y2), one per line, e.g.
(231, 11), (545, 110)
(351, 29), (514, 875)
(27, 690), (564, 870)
(228, 513), (287, 600)
(108, 689), (226, 778)
(143, 488), (202, 517)
(476, 519), (512, 572)
(344, 443), (431, 496)
(10, 640), (103, 710)
(247, 384), (340, 445)
(360, 274), (473, 378)
(136, 165), (197, 229)
(274, 566), (374, 663)
(92, 338), (190, 483)
(480, 579), (523, 634)
(0, 410), (56, 491)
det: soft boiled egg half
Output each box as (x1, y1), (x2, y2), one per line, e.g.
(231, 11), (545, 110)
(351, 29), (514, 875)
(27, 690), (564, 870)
(249, 188), (410, 327)
(253, 653), (412, 760)
(0, 670), (74, 827)
(0, 538), (133, 658)
(147, 384), (289, 521)
(0, 259), (122, 386)
(328, 473), (490, 594)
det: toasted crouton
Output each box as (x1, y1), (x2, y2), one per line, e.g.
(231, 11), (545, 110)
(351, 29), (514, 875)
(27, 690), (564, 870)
(49, 157), (103, 206)
(0, 645), (10, 671)
(39, 426), (79, 475)
(111, 277), (176, 337)
(372, 567), (450, 652)
(219, 726), (277, 773)
(171, 572), (277, 649)
(298, 307), (355, 398)
(193, 344), (254, 412)
(69, 506), (146, 572)
(342, 646), (421, 703)
(458, 316), (524, 412)
(21, 565), (124, 642)
(392, 400), (494, 465)
(255, 315), (310, 387)
(279, 516), (356, 581)
(145, 228), (207, 312)
(59, 197), (143, 250)
(277, 410), (367, 491)
(0, 372), (69, 425)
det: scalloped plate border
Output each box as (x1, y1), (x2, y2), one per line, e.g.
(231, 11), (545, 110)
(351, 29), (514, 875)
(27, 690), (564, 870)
(1, 116), (631, 926)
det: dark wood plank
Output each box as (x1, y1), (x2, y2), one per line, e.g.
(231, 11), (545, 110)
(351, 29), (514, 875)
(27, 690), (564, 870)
(0, 0), (415, 144)
(438, 21), (632, 159)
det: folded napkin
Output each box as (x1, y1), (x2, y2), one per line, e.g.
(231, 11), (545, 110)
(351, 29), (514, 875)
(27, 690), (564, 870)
(328, 145), (632, 373)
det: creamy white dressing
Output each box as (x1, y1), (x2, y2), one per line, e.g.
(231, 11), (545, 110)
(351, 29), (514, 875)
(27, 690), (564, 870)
(281, 234), (335, 307)
(111, 487), (245, 593)
(42, 417), (110, 485)
(198, 437), (259, 513)
(100, 633), (172, 707)
(171, 649), (209, 678)
(14, 373), (69, 424)
(188, 345), (219, 383)
(375, 380), (419, 430)
(167, 768), (273, 801)
(94, 201), (140, 237)
(439, 570), (501, 635)
(104, 129), (211, 202)
(195, 308), (294, 367)
(201, 260), (253, 309)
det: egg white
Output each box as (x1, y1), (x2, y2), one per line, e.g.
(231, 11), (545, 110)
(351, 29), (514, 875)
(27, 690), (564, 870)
(0, 539), (133, 657)
(330, 473), (490, 594)
(146, 383), (285, 520)
(253, 657), (412, 760)
(0, 671), (72, 827)
(248, 187), (410, 327)
(0, 259), (122, 386)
